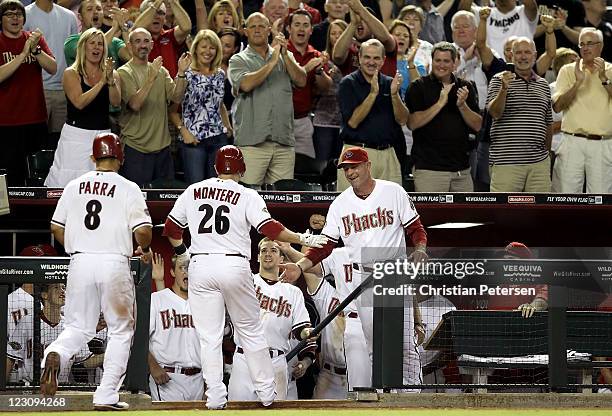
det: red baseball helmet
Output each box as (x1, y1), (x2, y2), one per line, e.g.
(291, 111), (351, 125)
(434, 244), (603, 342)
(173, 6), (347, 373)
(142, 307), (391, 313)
(215, 145), (246, 176)
(505, 242), (533, 259)
(92, 133), (124, 164)
(19, 244), (57, 257)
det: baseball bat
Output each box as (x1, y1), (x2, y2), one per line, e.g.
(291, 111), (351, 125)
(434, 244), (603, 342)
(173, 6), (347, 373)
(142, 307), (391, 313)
(286, 269), (375, 361)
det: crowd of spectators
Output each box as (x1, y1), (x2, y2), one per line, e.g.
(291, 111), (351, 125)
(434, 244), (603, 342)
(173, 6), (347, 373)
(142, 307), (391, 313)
(1, 0), (611, 191)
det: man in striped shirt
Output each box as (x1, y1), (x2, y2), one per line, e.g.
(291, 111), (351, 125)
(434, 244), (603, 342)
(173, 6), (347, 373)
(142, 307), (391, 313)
(486, 37), (553, 192)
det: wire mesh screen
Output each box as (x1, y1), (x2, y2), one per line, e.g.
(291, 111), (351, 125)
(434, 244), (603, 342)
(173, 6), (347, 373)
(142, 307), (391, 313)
(5, 283), (107, 389)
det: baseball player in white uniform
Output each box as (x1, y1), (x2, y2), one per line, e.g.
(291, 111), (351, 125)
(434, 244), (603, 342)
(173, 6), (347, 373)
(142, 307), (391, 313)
(7, 285), (32, 383)
(162, 145), (326, 409)
(7, 284), (72, 384)
(41, 133), (153, 411)
(148, 252), (204, 401)
(418, 294), (457, 392)
(279, 243), (369, 396)
(281, 147), (429, 390)
(6, 245), (59, 382)
(228, 239), (316, 401)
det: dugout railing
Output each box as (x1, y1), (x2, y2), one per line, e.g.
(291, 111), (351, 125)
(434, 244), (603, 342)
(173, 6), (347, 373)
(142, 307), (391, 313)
(2, 254), (612, 394)
(369, 254), (612, 392)
(0, 256), (150, 392)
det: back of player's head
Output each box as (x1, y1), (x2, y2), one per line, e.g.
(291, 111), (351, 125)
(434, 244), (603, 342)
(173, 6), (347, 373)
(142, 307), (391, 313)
(215, 145), (246, 176)
(92, 133), (124, 164)
(19, 244), (57, 257)
(337, 146), (369, 169)
(505, 242), (533, 259)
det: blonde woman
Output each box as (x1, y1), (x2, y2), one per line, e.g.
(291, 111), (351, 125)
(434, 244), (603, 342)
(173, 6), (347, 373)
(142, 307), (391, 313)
(45, 27), (120, 188)
(169, 30), (232, 183)
(208, 0), (241, 33)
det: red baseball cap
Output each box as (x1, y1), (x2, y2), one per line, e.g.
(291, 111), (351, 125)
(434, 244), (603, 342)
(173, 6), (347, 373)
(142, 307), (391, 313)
(504, 242), (533, 259)
(337, 147), (369, 169)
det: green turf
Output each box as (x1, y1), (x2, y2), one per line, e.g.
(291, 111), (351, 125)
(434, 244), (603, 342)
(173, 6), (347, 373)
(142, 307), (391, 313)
(5, 409), (612, 416)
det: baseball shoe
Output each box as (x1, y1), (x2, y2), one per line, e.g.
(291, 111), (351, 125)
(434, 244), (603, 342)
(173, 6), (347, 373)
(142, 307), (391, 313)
(93, 402), (130, 411)
(206, 404), (227, 410)
(40, 352), (60, 396)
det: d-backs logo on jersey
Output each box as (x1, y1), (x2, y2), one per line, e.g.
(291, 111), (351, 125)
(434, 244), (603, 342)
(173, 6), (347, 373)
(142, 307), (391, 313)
(160, 309), (195, 330)
(341, 207), (394, 237)
(255, 285), (293, 318)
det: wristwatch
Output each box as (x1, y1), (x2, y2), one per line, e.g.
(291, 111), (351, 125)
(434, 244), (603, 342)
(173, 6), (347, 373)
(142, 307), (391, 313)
(31, 46), (42, 56)
(602, 79), (611, 86)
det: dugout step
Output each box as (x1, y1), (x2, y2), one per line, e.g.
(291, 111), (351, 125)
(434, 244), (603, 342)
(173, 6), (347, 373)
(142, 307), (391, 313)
(0, 392), (151, 412)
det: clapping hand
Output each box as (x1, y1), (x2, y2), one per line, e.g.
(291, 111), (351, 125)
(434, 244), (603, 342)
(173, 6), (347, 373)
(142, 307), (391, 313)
(391, 71), (402, 96)
(553, 8), (568, 30)
(407, 46), (417, 64)
(574, 59), (585, 85)
(304, 56), (323, 73)
(438, 82), (454, 106)
(104, 57), (115, 83)
(456, 85), (469, 108)
(23, 29), (42, 55)
(275, 33), (288, 56)
(593, 57), (607, 82)
(369, 69), (379, 96)
(177, 52), (192, 75)
(148, 56), (163, 81)
(271, 17), (283, 37)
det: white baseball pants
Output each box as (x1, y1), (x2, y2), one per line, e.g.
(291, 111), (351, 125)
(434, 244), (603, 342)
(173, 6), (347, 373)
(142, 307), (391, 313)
(43, 253), (135, 405)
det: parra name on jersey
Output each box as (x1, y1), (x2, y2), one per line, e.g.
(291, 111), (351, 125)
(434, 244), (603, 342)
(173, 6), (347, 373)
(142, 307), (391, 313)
(341, 208), (394, 237)
(78, 180), (116, 197)
(193, 186), (241, 205)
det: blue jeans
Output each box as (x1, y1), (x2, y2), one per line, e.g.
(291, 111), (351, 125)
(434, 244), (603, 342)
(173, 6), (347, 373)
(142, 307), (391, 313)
(181, 133), (230, 184)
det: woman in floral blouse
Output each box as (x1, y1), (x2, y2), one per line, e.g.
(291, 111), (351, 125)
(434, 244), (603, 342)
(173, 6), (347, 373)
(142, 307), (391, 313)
(170, 29), (232, 183)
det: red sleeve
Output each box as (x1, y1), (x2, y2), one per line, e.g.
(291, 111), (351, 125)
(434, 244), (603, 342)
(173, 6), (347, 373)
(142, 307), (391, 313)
(162, 217), (184, 240)
(305, 239), (336, 265)
(405, 218), (427, 248)
(259, 219), (285, 240)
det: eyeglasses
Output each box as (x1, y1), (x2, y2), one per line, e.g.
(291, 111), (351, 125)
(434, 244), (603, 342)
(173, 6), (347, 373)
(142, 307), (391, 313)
(578, 41), (601, 49)
(3, 11), (24, 18)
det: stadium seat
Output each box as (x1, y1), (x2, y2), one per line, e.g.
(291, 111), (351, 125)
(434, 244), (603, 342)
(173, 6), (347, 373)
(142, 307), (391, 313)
(26, 150), (54, 186)
(272, 178), (311, 191)
(294, 154), (337, 191)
